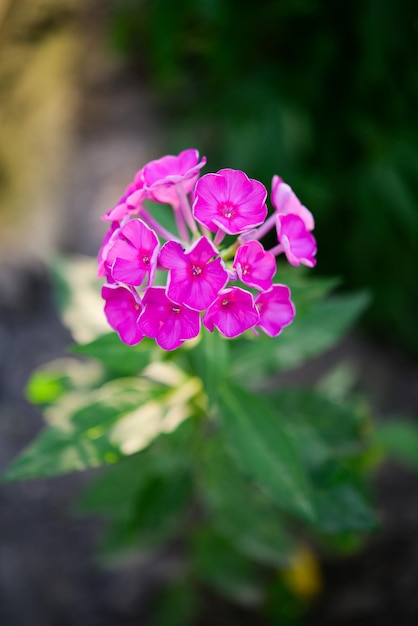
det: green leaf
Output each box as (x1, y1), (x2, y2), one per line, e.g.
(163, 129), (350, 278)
(26, 370), (69, 406)
(25, 358), (103, 405)
(77, 419), (194, 520)
(78, 422), (194, 555)
(199, 440), (294, 566)
(311, 463), (377, 533)
(279, 269), (341, 317)
(216, 382), (315, 522)
(103, 470), (191, 553)
(265, 390), (366, 470)
(232, 291), (370, 383)
(71, 332), (155, 376)
(262, 390), (376, 532)
(372, 420), (418, 469)
(185, 330), (229, 405)
(77, 453), (151, 520)
(192, 529), (264, 605)
(281, 291), (371, 365)
(2, 426), (123, 481)
(4, 379), (151, 480)
(4, 370), (200, 480)
(314, 484), (377, 533)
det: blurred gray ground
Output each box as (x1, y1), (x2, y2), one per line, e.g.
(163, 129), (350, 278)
(1, 16), (418, 626)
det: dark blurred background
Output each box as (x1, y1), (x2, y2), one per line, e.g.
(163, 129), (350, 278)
(107, 0), (418, 352)
(0, 0), (418, 624)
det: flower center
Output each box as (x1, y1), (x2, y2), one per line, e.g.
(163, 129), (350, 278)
(172, 306), (181, 314)
(221, 298), (230, 307)
(218, 201), (236, 219)
(242, 264), (250, 275)
(141, 253), (149, 265)
(191, 264), (203, 277)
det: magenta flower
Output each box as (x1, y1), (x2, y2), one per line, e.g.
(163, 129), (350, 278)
(102, 177), (147, 222)
(276, 214), (317, 268)
(159, 236), (228, 311)
(271, 176), (314, 231)
(98, 222), (119, 279)
(193, 168), (267, 235)
(105, 219), (159, 286)
(102, 285), (144, 345)
(143, 149), (206, 205)
(138, 287), (201, 350)
(233, 240), (276, 291)
(203, 287), (260, 338)
(98, 149), (319, 350)
(255, 285), (295, 337)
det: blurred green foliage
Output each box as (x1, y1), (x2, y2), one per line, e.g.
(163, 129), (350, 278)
(108, 0), (418, 351)
(4, 255), (418, 622)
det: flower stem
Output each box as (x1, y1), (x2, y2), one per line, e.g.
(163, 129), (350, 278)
(220, 241), (239, 261)
(139, 206), (181, 243)
(240, 213), (277, 243)
(214, 228), (226, 247)
(176, 183), (198, 235)
(173, 203), (190, 244)
(269, 243), (285, 256)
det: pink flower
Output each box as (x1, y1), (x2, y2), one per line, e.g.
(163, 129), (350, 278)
(143, 149), (206, 205)
(159, 236), (228, 311)
(193, 168), (267, 235)
(276, 214), (317, 268)
(271, 176), (314, 231)
(105, 219), (159, 286)
(203, 287), (260, 338)
(98, 222), (119, 279)
(102, 177), (147, 222)
(255, 285), (295, 337)
(233, 240), (276, 291)
(102, 285), (144, 345)
(138, 287), (201, 350)
(98, 149), (320, 351)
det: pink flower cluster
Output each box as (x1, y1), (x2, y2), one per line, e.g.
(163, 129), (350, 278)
(98, 149), (317, 350)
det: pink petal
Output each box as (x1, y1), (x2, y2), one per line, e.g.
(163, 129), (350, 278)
(133, 167), (145, 186)
(163, 236), (228, 311)
(98, 223), (119, 278)
(101, 179), (146, 222)
(102, 285), (144, 345)
(192, 173), (227, 232)
(143, 149), (206, 204)
(193, 169), (267, 235)
(125, 188), (147, 208)
(139, 287), (200, 350)
(166, 259), (226, 311)
(187, 236), (219, 264)
(203, 287), (259, 338)
(271, 176), (315, 231)
(233, 241), (276, 290)
(107, 238), (139, 262)
(159, 241), (188, 270)
(255, 285), (295, 337)
(277, 215), (317, 268)
(121, 219), (159, 252)
(111, 258), (148, 286)
(105, 219), (159, 285)
(102, 201), (131, 222)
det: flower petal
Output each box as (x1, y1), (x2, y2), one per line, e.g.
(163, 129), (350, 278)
(102, 285), (144, 345)
(255, 285), (295, 337)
